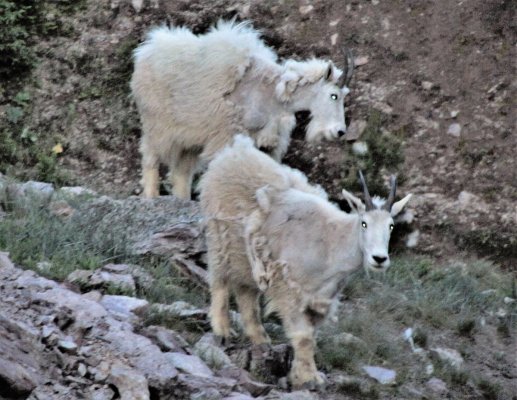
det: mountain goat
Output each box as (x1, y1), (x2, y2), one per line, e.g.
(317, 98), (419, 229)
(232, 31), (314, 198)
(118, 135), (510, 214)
(199, 136), (412, 389)
(131, 20), (354, 199)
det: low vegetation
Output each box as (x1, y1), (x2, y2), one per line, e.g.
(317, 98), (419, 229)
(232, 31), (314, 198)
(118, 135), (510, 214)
(317, 257), (515, 397)
(0, 195), (207, 309)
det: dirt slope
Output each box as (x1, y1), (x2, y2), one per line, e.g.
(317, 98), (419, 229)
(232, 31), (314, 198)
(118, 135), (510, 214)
(2, 0), (516, 265)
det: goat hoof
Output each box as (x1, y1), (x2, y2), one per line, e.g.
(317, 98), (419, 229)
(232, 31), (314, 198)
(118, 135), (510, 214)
(300, 379), (326, 392)
(294, 373), (327, 392)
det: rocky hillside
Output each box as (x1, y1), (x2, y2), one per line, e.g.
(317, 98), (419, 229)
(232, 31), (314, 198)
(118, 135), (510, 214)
(0, 0), (515, 266)
(0, 0), (516, 399)
(0, 179), (515, 399)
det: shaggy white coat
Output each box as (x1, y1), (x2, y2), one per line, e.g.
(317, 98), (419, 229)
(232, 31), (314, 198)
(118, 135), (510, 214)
(131, 20), (349, 199)
(199, 135), (411, 388)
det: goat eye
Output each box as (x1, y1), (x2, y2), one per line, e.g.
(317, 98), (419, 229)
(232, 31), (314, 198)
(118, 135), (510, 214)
(389, 224), (394, 231)
(330, 93), (338, 100)
(361, 221), (367, 229)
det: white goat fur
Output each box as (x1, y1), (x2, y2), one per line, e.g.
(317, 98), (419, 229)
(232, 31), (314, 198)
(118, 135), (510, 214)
(131, 20), (349, 199)
(199, 136), (411, 388)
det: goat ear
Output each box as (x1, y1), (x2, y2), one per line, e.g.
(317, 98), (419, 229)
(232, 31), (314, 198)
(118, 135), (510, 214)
(325, 63), (334, 81)
(342, 189), (365, 213)
(390, 194), (412, 217)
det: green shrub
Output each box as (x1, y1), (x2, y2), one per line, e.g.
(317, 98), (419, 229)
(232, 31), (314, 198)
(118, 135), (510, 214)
(342, 110), (405, 194)
(0, 0), (45, 81)
(477, 377), (501, 400)
(35, 152), (71, 186)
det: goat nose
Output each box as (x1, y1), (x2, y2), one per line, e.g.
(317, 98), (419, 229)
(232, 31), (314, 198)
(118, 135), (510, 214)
(338, 130), (346, 138)
(373, 255), (387, 265)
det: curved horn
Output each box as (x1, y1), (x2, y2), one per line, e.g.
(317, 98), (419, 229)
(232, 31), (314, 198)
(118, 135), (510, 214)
(358, 170), (374, 211)
(383, 175), (397, 211)
(337, 47), (354, 88)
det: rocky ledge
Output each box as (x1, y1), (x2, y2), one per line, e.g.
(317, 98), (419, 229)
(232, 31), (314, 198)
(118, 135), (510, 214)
(0, 251), (324, 400)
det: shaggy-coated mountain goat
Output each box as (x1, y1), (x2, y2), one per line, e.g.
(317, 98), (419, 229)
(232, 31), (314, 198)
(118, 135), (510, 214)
(199, 136), (411, 389)
(131, 20), (353, 199)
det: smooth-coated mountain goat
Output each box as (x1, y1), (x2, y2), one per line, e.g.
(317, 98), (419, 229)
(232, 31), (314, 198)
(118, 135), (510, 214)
(199, 136), (411, 389)
(131, 20), (353, 199)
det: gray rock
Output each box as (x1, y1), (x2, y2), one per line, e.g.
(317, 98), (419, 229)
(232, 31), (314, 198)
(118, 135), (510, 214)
(21, 181), (55, 198)
(41, 325), (55, 339)
(398, 384), (426, 398)
(0, 360), (42, 397)
(91, 270), (136, 294)
(67, 269), (94, 285)
(190, 388), (223, 400)
(92, 360), (112, 383)
(362, 365), (397, 384)
(126, 265), (155, 290)
(59, 186), (97, 198)
(0, 251), (15, 270)
(299, 5), (314, 14)
(82, 290), (103, 302)
(58, 339), (78, 354)
(166, 352), (213, 377)
(430, 347), (464, 369)
(175, 374), (236, 398)
(132, 0), (144, 13)
(141, 325), (189, 353)
(223, 393), (255, 400)
(265, 390), (319, 400)
(405, 230), (420, 248)
(447, 123), (461, 137)
(102, 263), (130, 274)
(457, 190), (483, 210)
(194, 333), (233, 370)
(6, 181), (54, 212)
(86, 385), (116, 400)
(352, 141), (368, 155)
(426, 377), (448, 395)
(102, 329), (179, 388)
(0, 316), (47, 397)
(100, 295), (148, 317)
(33, 287), (108, 330)
(78, 363), (87, 377)
(15, 270), (58, 290)
(421, 81), (434, 90)
(109, 361), (150, 400)
(0, 252), (272, 399)
(354, 56), (369, 66)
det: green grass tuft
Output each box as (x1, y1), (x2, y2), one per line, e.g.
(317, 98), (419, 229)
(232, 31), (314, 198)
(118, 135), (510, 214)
(342, 110), (405, 194)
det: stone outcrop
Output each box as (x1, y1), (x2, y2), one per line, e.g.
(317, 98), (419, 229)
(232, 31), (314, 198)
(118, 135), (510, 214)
(0, 252), (323, 399)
